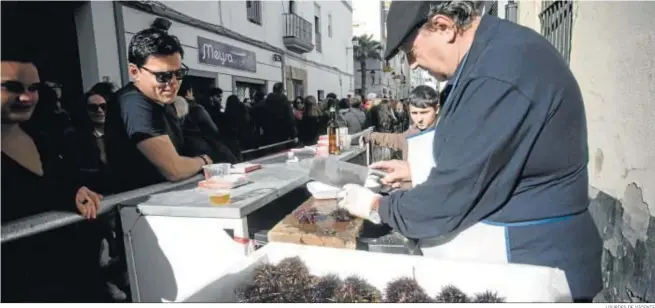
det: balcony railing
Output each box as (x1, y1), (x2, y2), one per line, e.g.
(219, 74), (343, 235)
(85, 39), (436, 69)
(283, 13), (314, 53)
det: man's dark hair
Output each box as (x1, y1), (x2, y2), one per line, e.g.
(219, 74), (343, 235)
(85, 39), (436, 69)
(326, 92), (338, 100)
(407, 85), (440, 109)
(339, 98), (349, 109)
(273, 82), (284, 93)
(128, 27), (184, 67)
(207, 87), (223, 97)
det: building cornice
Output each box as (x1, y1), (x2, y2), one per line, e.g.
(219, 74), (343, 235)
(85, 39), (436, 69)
(120, 1), (353, 77)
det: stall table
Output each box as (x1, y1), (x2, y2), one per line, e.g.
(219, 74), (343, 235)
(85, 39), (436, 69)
(119, 148), (366, 302)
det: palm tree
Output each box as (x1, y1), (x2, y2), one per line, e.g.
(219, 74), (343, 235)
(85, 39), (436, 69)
(352, 34), (382, 97)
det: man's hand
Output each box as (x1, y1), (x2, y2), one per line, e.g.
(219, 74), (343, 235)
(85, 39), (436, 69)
(75, 186), (103, 219)
(337, 184), (381, 222)
(358, 131), (372, 148)
(370, 160), (411, 186)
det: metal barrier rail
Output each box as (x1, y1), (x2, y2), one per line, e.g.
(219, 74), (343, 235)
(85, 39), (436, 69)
(241, 138), (297, 154)
(1, 139), (297, 244)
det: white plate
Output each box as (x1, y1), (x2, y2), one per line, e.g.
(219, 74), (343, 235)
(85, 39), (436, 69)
(306, 181), (341, 199)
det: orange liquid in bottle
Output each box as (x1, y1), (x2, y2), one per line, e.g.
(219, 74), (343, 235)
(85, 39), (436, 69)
(209, 191), (231, 205)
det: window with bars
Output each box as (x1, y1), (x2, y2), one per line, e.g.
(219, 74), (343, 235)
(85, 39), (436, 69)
(246, 0), (262, 25)
(488, 1), (498, 16)
(314, 4), (322, 53)
(539, 0), (573, 64)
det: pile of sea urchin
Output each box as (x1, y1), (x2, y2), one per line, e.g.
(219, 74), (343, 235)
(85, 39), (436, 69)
(236, 258), (505, 303)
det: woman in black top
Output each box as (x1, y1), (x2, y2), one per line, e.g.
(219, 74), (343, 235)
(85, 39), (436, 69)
(1, 56), (104, 302)
(298, 95), (326, 146)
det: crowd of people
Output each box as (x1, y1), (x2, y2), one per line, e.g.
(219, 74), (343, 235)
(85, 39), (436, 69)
(1, 20), (417, 302)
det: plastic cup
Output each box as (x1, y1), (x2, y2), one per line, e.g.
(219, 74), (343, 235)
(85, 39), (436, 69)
(209, 189), (231, 206)
(203, 163), (231, 180)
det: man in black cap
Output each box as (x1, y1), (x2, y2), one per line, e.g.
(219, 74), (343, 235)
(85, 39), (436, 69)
(337, 1), (601, 302)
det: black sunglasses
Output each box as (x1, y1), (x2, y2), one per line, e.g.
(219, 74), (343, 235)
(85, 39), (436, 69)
(87, 103), (107, 112)
(1, 81), (43, 94)
(139, 63), (189, 84)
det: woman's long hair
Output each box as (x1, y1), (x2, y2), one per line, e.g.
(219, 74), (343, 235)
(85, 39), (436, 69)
(303, 95), (321, 117)
(372, 99), (397, 133)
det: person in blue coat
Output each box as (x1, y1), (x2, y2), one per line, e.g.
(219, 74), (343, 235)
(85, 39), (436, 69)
(337, 1), (602, 302)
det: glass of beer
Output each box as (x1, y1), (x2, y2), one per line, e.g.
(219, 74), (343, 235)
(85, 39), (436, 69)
(209, 189), (231, 206)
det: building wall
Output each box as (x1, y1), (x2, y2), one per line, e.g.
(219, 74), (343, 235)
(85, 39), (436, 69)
(75, 1), (122, 91)
(518, 0), (655, 302)
(159, 0), (353, 98)
(352, 0), (407, 98)
(121, 6), (282, 99)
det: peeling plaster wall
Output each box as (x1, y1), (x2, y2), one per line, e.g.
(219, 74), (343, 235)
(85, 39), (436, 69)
(518, 1), (655, 302)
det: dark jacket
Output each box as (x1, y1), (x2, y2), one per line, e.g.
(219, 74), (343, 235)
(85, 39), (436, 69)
(174, 97), (239, 163)
(339, 107), (366, 134)
(377, 15), (601, 300)
(252, 92), (297, 145)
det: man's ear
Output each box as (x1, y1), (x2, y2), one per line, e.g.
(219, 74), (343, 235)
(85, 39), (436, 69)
(128, 64), (140, 82)
(426, 14), (458, 43)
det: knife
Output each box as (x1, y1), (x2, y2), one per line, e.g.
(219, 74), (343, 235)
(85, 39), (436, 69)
(309, 156), (388, 188)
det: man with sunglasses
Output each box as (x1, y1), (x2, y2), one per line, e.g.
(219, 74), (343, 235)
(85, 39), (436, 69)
(337, 1), (601, 302)
(105, 26), (212, 193)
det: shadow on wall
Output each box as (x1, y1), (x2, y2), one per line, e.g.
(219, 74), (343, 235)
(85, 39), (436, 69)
(588, 184), (654, 303)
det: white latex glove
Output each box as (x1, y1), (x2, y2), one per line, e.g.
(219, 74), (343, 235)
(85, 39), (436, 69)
(337, 184), (382, 223)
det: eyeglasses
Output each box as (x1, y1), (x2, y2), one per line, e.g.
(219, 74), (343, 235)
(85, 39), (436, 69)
(87, 104), (107, 112)
(139, 63), (189, 84)
(1, 81), (43, 94)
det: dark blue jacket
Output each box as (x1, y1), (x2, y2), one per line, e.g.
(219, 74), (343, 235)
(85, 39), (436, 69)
(378, 15), (601, 300)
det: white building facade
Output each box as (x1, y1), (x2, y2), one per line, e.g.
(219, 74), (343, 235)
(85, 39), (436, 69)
(72, 0), (354, 102)
(352, 0), (410, 99)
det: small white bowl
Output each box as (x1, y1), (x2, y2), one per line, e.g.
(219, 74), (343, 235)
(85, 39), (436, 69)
(306, 181), (341, 200)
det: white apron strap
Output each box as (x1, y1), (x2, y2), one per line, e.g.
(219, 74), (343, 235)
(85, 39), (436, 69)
(419, 222), (509, 263)
(406, 128), (436, 188)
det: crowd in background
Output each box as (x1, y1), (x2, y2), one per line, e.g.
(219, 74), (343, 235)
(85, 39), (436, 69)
(1, 21), (411, 302)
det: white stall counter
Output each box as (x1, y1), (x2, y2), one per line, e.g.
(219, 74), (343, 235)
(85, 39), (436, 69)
(120, 148), (367, 302)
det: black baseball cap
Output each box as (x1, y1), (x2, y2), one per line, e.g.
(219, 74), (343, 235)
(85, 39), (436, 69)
(384, 1), (450, 60)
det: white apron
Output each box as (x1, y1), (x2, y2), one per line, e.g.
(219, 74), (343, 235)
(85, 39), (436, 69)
(403, 51), (509, 262)
(406, 127), (509, 263)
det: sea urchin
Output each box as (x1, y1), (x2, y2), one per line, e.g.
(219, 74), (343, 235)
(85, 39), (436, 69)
(435, 285), (469, 303)
(333, 275), (382, 303)
(384, 277), (432, 303)
(308, 274), (342, 303)
(473, 290), (505, 303)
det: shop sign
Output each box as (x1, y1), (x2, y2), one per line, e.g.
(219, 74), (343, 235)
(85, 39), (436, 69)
(198, 36), (257, 73)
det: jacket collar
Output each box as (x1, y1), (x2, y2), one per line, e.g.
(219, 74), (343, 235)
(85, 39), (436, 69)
(459, 14), (500, 81)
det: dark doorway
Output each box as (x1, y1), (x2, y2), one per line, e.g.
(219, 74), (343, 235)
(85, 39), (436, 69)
(235, 81), (266, 101)
(1, 1), (85, 112)
(185, 75), (216, 100)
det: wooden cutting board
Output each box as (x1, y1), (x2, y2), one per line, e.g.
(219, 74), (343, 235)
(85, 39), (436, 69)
(267, 197), (364, 249)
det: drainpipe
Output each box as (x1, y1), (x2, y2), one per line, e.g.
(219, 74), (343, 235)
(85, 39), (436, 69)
(113, 1), (129, 86)
(281, 54), (287, 92)
(505, 0), (518, 23)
